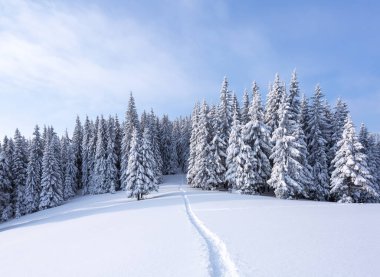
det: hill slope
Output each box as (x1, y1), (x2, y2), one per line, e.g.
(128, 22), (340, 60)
(1, 175), (380, 277)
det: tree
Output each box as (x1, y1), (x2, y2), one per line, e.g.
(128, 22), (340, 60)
(0, 147), (12, 221)
(306, 85), (330, 200)
(24, 125), (43, 213)
(240, 82), (272, 192)
(330, 116), (378, 203)
(241, 89), (250, 125)
(62, 133), (77, 200)
(160, 115), (177, 174)
(140, 128), (158, 193)
(72, 116), (83, 190)
(121, 93), (139, 190)
(105, 116), (118, 194)
(268, 92), (311, 199)
(94, 116), (108, 194)
(81, 116), (91, 194)
(125, 129), (146, 200)
(187, 103), (200, 185)
(265, 74), (285, 134)
(39, 133), (64, 210)
(13, 129), (28, 217)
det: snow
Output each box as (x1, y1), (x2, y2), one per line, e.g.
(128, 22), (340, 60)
(1, 174), (380, 277)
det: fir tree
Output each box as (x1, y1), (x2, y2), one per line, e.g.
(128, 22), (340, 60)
(13, 129), (28, 217)
(39, 133), (64, 210)
(265, 74), (285, 134)
(94, 116), (108, 194)
(241, 89), (250, 125)
(330, 116), (378, 203)
(106, 116), (118, 194)
(121, 93), (139, 190)
(187, 103), (200, 185)
(81, 116), (91, 194)
(72, 116), (83, 190)
(62, 132), (77, 200)
(225, 110), (242, 188)
(24, 125), (43, 213)
(306, 85), (330, 200)
(0, 147), (12, 221)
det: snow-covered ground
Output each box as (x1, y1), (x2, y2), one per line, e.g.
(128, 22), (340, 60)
(1, 175), (380, 277)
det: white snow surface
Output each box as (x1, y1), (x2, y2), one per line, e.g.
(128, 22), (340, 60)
(1, 174), (380, 277)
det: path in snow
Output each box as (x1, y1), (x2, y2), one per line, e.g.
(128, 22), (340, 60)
(180, 187), (239, 277)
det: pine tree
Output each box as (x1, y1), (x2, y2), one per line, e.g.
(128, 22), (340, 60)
(241, 82), (272, 192)
(241, 89), (250, 125)
(125, 129), (146, 200)
(330, 116), (378, 203)
(39, 132), (64, 210)
(265, 74), (285, 134)
(1, 137), (14, 220)
(114, 114), (122, 190)
(13, 129), (28, 217)
(140, 128), (158, 193)
(94, 116), (108, 194)
(0, 147), (12, 221)
(225, 110), (242, 189)
(121, 93), (139, 190)
(105, 116), (118, 194)
(193, 101), (213, 189)
(81, 116), (91, 194)
(306, 85), (330, 200)
(299, 94), (310, 136)
(72, 116), (83, 190)
(160, 115), (177, 175)
(24, 125), (43, 213)
(268, 92), (311, 199)
(149, 110), (163, 182)
(187, 103), (200, 185)
(88, 118), (99, 194)
(62, 132), (77, 200)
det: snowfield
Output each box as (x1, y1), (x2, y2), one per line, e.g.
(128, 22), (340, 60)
(1, 174), (380, 277)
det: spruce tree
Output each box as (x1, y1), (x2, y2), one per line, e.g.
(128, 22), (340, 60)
(24, 125), (43, 213)
(140, 128), (158, 193)
(241, 89), (250, 125)
(121, 93), (139, 190)
(106, 116), (118, 194)
(72, 116), (83, 190)
(330, 116), (378, 203)
(62, 133), (77, 200)
(39, 133), (64, 210)
(1, 137), (14, 220)
(241, 82), (272, 192)
(81, 116), (91, 194)
(265, 74), (285, 134)
(125, 128), (146, 200)
(13, 129), (28, 217)
(94, 116), (108, 194)
(306, 85), (330, 200)
(187, 103), (200, 185)
(0, 147), (12, 221)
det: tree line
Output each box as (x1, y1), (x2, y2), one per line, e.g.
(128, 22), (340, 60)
(0, 93), (191, 221)
(187, 72), (380, 203)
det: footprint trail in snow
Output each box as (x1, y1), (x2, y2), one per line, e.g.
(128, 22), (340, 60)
(180, 188), (239, 277)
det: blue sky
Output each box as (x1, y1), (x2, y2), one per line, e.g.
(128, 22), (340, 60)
(0, 0), (379, 138)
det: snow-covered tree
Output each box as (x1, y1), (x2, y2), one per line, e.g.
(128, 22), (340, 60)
(0, 147), (12, 221)
(193, 101), (213, 189)
(225, 110), (242, 188)
(81, 116), (91, 194)
(268, 91), (311, 199)
(121, 93), (139, 190)
(13, 129), (28, 217)
(240, 82), (272, 192)
(265, 74), (285, 134)
(125, 129), (146, 200)
(72, 116), (83, 190)
(241, 89), (250, 125)
(24, 125), (43, 213)
(63, 134), (77, 201)
(39, 132), (64, 210)
(306, 85), (330, 200)
(94, 116), (108, 194)
(140, 128), (158, 193)
(187, 103), (200, 185)
(105, 116), (118, 194)
(330, 116), (378, 203)
(160, 115), (177, 174)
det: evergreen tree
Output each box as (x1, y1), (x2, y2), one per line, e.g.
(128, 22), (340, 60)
(299, 94), (310, 136)
(141, 128), (158, 192)
(187, 103), (200, 185)
(63, 135), (77, 200)
(225, 110), (242, 188)
(81, 116), (91, 194)
(149, 110), (163, 182)
(306, 85), (330, 200)
(88, 117), (99, 194)
(114, 114), (122, 190)
(1, 137), (14, 220)
(24, 125), (43, 213)
(330, 116), (378, 203)
(121, 93), (139, 190)
(268, 93), (311, 199)
(0, 147), (12, 221)
(94, 116), (108, 194)
(160, 115), (177, 174)
(39, 133), (64, 210)
(13, 129), (28, 217)
(72, 116), (83, 190)
(106, 116), (118, 194)
(241, 82), (272, 192)
(125, 129), (146, 200)
(193, 101), (213, 189)
(265, 74), (285, 134)
(241, 89), (250, 125)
